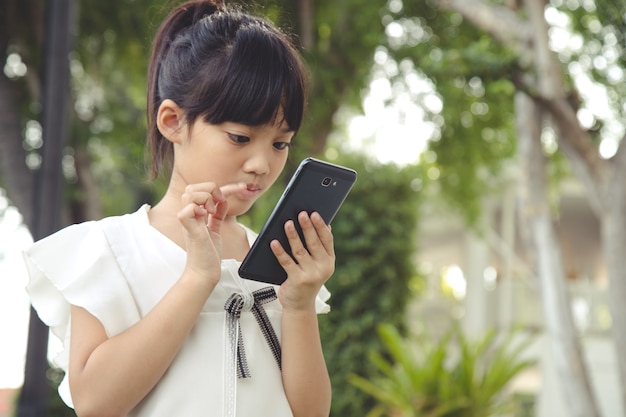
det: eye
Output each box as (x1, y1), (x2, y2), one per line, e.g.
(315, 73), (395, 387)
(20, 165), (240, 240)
(273, 141), (292, 150)
(228, 133), (250, 144)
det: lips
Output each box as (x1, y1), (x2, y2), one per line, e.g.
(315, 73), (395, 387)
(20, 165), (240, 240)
(237, 183), (263, 200)
(246, 183), (262, 192)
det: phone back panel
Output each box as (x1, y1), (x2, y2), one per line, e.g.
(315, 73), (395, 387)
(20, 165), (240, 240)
(238, 158), (357, 285)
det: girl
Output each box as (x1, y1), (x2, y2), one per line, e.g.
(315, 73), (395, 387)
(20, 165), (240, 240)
(23, 1), (333, 416)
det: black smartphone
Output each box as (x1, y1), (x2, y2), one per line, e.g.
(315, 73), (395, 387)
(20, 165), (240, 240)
(239, 157), (357, 285)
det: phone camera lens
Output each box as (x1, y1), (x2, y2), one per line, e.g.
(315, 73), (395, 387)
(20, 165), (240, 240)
(322, 177), (332, 187)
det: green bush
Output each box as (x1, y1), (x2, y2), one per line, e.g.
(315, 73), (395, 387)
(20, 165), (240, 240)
(318, 155), (423, 416)
(350, 323), (537, 417)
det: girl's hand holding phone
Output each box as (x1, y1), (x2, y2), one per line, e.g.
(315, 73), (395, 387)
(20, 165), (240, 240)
(272, 211), (335, 312)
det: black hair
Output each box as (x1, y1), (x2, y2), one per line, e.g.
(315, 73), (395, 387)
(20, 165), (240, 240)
(146, 0), (308, 178)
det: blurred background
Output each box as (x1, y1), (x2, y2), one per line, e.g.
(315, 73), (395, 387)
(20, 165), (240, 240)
(1, 0), (625, 416)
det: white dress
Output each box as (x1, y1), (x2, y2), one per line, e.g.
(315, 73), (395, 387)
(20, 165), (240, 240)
(22, 205), (331, 417)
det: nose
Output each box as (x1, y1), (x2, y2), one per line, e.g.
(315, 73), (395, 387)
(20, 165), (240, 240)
(243, 150), (271, 176)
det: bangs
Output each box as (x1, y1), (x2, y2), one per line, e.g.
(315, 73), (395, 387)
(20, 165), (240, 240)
(148, 5), (309, 178)
(189, 19), (306, 131)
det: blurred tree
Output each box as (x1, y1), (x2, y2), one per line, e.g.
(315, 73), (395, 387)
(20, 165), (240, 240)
(0, 0), (43, 227)
(5, 1), (74, 416)
(373, 0), (625, 416)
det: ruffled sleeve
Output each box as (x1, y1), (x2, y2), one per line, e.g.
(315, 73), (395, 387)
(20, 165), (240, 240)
(23, 221), (142, 406)
(315, 285), (331, 314)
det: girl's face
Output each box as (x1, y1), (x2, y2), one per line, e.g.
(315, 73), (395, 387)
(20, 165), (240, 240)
(171, 113), (294, 217)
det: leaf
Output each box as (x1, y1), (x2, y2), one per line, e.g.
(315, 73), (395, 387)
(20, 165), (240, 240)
(351, 322), (537, 417)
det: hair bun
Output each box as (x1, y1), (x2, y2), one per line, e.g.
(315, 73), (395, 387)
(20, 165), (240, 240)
(177, 0), (222, 31)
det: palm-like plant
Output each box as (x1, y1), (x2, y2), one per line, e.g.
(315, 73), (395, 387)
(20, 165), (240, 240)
(349, 323), (536, 417)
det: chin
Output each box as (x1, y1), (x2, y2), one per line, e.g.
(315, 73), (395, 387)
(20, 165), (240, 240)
(229, 202), (256, 218)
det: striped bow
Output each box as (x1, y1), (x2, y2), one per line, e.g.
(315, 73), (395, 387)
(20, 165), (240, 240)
(224, 286), (282, 378)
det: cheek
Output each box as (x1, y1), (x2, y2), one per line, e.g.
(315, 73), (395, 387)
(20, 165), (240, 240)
(184, 147), (233, 183)
(274, 150), (289, 167)
(269, 155), (288, 179)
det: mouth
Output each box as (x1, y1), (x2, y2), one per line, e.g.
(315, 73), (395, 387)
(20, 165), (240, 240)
(246, 183), (262, 192)
(237, 183), (263, 200)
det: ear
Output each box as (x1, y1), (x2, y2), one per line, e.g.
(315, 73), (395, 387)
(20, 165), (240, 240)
(156, 99), (185, 144)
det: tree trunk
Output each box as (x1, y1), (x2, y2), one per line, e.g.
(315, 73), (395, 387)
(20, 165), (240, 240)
(297, 0), (314, 51)
(602, 206), (626, 415)
(17, 1), (74, 416)
(71, 148), (103, 222)
(516, 92), (600, 417)
(524, 0), (626, 408)
(0, 0), (46, 225)
(0, 73), (34, 225)
(599, 138), (626, 413)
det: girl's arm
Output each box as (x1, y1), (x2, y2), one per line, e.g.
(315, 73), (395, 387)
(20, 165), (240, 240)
(273, 211), (335, 417)
(69, 185), (231, 417)
(281, 308), (332, 417)
(69, 271), (216, 417)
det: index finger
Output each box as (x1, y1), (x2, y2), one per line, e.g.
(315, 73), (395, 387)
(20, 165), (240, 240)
(220, 182), (247, 198)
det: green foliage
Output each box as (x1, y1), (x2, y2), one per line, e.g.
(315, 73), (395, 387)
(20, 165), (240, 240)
(555, 0), (626, 140)
(376, 1), (520, 226)
(67, 0), (167, 217)
(255, 0), (390, 166)
(316, 154), (423, 416)
(424, 73), (517, 225)
(350, 323), (537, 417)
(378, 0), (625, 228)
